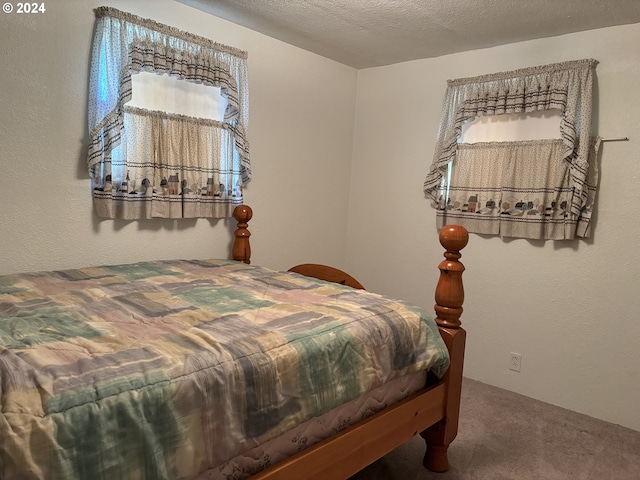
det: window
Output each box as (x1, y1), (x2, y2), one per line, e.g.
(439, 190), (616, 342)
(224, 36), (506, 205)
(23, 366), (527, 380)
(425, 59), (599, 240)
(460, 110), (563, 143)
(88, 7), (250, 219)
(128, 72), (229, 121)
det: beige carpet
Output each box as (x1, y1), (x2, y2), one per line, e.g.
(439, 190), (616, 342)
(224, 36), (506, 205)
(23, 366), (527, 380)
(349, 378), (640, 480)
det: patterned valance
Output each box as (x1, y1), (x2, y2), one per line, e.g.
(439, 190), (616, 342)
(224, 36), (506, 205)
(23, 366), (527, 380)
(88, 7), (250, 219)
(425, 59), (599, 239)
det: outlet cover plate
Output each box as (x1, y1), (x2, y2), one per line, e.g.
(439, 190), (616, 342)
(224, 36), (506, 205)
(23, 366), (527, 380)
(509, 352), (522, 372)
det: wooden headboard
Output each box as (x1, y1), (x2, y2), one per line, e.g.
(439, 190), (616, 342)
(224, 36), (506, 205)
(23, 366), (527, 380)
(232, 205), (253, 264)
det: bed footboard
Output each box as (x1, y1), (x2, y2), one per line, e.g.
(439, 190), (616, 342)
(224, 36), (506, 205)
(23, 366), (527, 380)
(422, 224), (469, 472)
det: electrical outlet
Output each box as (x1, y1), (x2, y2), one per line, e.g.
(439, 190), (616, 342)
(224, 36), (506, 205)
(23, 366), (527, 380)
(509, 352), (522, 372)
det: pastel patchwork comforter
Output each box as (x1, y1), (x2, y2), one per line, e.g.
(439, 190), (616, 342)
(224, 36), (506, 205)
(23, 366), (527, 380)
(0, 260), (449, 479)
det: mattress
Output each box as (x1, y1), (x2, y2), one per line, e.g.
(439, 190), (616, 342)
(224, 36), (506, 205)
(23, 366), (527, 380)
(207, 370), (428, 479)
(0, 259), (449, 479)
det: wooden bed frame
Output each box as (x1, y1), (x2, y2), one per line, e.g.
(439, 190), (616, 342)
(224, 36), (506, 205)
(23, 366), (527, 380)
(231, 205), (469, 479)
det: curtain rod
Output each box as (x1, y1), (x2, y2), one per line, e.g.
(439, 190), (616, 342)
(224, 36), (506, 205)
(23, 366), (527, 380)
(601, 137), (629, 142)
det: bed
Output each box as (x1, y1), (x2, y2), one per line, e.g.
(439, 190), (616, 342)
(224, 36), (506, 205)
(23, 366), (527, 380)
(0, 205), (469, 480)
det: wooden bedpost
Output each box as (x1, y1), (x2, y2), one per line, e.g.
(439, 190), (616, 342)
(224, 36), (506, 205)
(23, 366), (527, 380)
(232, 205), (252, 264)
(421, 224), (469, 472)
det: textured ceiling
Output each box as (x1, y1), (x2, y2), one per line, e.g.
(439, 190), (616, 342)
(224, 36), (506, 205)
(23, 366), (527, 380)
(176, 0), (640, 69)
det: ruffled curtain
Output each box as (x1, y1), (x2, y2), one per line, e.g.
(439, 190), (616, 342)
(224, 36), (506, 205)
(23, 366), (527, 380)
(88, 7), (250, 219)
(424, 59), (598, 239)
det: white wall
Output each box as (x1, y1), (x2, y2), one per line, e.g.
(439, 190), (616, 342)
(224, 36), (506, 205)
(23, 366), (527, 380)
(2, 0), (639, 433)
(347, 24), (640, 431)
(0, 0), (357, 274)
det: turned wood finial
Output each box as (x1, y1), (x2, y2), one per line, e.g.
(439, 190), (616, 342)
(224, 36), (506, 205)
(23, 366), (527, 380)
(434, 225), (469, 329)
(232, 205), (252, 264)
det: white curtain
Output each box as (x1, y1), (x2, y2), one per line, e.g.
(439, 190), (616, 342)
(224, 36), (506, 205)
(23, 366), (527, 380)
(88, 7), (250, 219)
(436, 139), (600, 240)
(424, 59), (598, 239)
